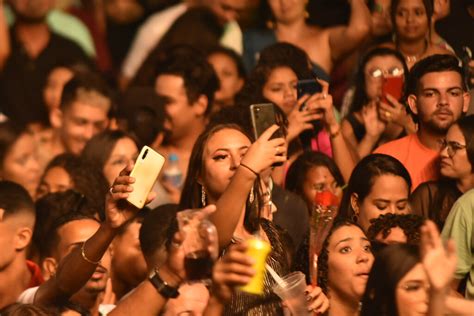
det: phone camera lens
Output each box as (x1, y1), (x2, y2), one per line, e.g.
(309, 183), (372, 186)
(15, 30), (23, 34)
(142, 149), (148, 159)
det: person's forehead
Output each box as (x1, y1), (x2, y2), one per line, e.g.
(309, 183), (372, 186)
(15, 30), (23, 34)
(217, 0), (247, 10)
(65, 101), (108, 119)
(57, 219), (100, 244)
(419, 70), (463, 89)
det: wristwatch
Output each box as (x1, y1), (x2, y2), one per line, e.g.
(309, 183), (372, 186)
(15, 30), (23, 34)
(148, 268), (180, 299)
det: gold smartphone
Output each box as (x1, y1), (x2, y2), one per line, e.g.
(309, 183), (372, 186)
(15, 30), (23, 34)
(126, 146), (165, 209)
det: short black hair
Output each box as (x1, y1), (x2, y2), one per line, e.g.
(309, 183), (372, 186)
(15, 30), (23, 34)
(407, 54), (467, 96)
(117, 87), (168, 148)
(154, 45), (219, 116)
(139, 204), (178, 261)
(367, 213), (425, 245)
(60, 72), (113, 112)
(39, 153), (109, 220)
(34, 190), (99, 259)
(0, 180), (35, 219)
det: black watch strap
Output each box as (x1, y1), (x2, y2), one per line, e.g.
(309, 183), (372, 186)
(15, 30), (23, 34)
(148, 269), (180, 299)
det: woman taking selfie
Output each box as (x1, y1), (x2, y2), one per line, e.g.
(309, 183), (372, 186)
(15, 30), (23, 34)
(179, 123), (328, 315)
(342, 47), (415, 160)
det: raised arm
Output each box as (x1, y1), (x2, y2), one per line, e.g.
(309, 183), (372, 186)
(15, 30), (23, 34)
(0, 0), (10, 70)
(420, 220), (457, 316)
(34, 164), (155, 305)
(328, 0), (371, 62)
(210, 125), (287, 249)
(305, 80), (357, 182)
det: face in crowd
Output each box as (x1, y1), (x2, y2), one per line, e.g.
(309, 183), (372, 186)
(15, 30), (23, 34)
(323, 223), (374, 306)
(199, 127), (251, 202)
(408, 69), (470, 135)
(262, 66), (298, 116)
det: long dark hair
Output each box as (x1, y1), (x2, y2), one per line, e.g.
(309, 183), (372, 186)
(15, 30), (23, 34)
(285, 151), (345, 200)
(81, 130), (137, 173)
(317, 219), (367, 294)
(178, 124), (263, 233)
(391, 0), (433, 43)
(360, 243), (420, 316)
(338, 154), (412, 221)
(349, 47), (409, 114)
(429, 114), (474, 227)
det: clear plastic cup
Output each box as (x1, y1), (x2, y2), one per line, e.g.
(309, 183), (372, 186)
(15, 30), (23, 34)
(272, 271), (311, 316)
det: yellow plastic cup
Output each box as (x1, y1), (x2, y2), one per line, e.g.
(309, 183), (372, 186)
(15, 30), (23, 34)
(239, 237), (271, 295)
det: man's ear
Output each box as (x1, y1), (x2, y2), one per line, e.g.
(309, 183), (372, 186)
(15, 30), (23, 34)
(42, 257), (58, 281)
(350, 193), (360, 217)
(462, 91), (471, 113)
(50, 108), (63, 129)
(193, 95), (208, 116)
(407, 94), (418, 116)
(14, 227), (32, 251)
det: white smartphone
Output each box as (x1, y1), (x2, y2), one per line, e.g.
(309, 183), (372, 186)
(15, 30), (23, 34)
(126, 146), (165, 209)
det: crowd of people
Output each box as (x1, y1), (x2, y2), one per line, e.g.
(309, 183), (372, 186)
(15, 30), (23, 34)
(0, 0), (474, 315)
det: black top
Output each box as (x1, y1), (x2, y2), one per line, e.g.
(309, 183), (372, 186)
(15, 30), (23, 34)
(346, 112), (366, 143)
(272, 184), (309, 251)
(0, 28), (90, 124)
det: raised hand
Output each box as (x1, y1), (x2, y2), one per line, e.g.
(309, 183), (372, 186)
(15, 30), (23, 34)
(303, 79), (338, 131)
(286, 95), (321, 142)
(305, 285), (330, 315)
(362, 101), (386, 139)
(378, 94), (409, 127)
(240, 124), (287, 174)
(420, 220), (457, 292)
(106, 163), (156, 229)
(211, 242), (255, 303)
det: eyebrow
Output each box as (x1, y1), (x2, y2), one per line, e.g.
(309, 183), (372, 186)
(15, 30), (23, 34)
(335, 236), (370, 247)
(213, 146), (248, 152)
(422, 86), (463, 92)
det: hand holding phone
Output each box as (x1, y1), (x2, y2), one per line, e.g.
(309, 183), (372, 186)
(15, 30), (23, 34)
(249, 103), (285, 167)
(126, 146), (165, 209)
(381, 76), (403, 104)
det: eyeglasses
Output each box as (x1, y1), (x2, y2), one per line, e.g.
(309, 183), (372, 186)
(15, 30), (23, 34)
(367, 67), (404, 79)
(438, 139), (467, 157)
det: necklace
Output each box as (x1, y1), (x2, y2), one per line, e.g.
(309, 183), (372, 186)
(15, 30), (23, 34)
(399, 39), (429, 64)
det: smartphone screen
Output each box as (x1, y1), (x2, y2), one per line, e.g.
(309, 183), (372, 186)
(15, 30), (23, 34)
(381, 76), (403, 104)
(297, 79), (323, 103)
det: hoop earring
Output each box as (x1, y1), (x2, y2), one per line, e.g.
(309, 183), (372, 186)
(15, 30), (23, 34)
(352, 213), (359, 223)
(201, 186), (207, 207)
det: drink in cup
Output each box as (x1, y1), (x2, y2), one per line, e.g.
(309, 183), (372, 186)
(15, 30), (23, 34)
(177, 208), (218, 282)
(239, 236), (271, 295)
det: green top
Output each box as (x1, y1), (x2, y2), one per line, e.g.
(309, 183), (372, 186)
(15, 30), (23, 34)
(441, 188), (474, 300)
(3, 6), (95, 57)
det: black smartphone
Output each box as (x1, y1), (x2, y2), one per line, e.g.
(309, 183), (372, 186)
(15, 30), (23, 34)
(249, 103), (284, 166)
(297, 79), (323, 103)
(297, 79), (323, 150)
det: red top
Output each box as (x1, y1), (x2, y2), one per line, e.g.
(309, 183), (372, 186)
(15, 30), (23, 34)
(26, 260), (44, 288)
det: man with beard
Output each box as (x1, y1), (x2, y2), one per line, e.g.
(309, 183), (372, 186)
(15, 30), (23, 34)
(375, 54), (470, 190)
(0, 0), (89, 125)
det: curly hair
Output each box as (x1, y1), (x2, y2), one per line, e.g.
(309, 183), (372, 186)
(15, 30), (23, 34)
(317, 219), (365, 294)
(39, 153), (109, 220)
(367, 213), (424, 245)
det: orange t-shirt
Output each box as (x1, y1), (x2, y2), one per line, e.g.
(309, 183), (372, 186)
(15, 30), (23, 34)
(374, 133), (439, 191)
